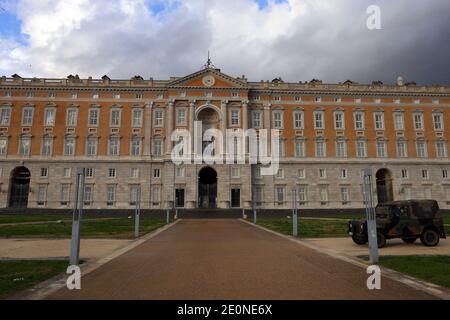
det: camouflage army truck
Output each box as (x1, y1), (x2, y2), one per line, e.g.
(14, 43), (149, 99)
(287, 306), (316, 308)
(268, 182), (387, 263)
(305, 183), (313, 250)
(348, 200), (446, 248)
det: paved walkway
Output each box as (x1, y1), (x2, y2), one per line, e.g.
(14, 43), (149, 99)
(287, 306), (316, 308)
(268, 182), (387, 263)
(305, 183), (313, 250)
(49, 219), (436, 300)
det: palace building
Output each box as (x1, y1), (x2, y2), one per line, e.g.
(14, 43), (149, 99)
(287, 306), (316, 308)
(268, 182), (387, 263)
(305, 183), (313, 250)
(0, 66), (450, 211)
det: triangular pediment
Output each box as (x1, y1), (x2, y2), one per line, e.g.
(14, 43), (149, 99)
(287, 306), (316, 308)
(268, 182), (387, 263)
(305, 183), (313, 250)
(167, 68), (247, 88)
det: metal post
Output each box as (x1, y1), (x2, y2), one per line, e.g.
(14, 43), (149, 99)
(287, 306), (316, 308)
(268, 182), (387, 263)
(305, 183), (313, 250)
(166, 208), (170, 225)
(135, 189), (141, 239)
(292, 188), (298, 237)
(70, 168), (85, 266)
(363, 168), (379, 264)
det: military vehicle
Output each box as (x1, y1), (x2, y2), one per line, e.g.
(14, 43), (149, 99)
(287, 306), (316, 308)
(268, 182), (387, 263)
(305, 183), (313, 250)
(348, 200), (446, 248)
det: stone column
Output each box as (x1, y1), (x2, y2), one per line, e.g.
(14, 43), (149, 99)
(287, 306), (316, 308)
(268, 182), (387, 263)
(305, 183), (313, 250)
(166, 101), (174, 155)
(189, 100), (196, 155)
(264, 103), (272, 153)
(242, 100), (249, 132)
(221, 100), (228, 158)
(143, 101), (153, 156)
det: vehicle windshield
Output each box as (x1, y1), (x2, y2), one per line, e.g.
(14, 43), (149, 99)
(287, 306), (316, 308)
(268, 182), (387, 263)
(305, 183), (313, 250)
(375, 205), (394, 218)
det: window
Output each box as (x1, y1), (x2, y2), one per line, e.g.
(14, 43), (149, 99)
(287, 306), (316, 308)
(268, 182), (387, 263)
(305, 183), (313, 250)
(71, 93), (78, 99)
(278, 139), (285, 157)
(131, 138), (141, 156)
(22, 108), (34, 126)
(274, 96), (281, 101)
(60, 184), (70, 204)
(108, 137), (120, 156)
(294, 111), (304, 129)
(374, 113), (384, 130)
(315, 139), (326, 157)
(436, 141), (447, 158)
(86, 137), (97, 156)
(0, 107), (11, 125)
(315, 97), (322, 103)
(416, 141), (428, 158)
(154, 110), (164, 127)
(423, 187), (432, 199)
(319, 169), (327, 179)
(433, 113), (444, 131)
(231, 110), (240, 126)
(314, 111), (324, 129)
(254, 186), (263, 205)
(4, 91), (12, 97)
(273, 111), (283, 129)
(393, 113), (404, 130)
(107, 185), (116, 204)
(26, 91), (34, 98)
(85, 168), (94, 178)
(41, 137), (53, 156)
(297, 186), (307, 204)
(113, 93), (121, 99)
(295, 96), (301, 102)
(37, 185), (47, 204)
(432, 98), (439, 104)
(253, 166), (262, 179)
(319, 185), (328, 204)
(276, 169), (284, 179)
(153, 139), (163, 156)
(66, 109), (78, 127)
(336, 139), (347, 158)
(48, 92), (56, 98)
(376, 140), (387, 158)
(83, 185), (93, 203)
(340, 187), (350, 203)
(40, 168), (48, 178)
(443, 170), (449, 179)
(276, 187), (284, 203)
(295, 139), (305, 158)
(340, 169), (348, 179)
(63, 168), (71, 178)
(19, 136), (31, 155)
(176, 108), (186, 126)
(108, 168), (117, 178)
(131, 168), (140, 178)
(397, 140), (408, 158)
(356, 139), (367, 158)
(130, 185), (141, 204)
(401, 169), (409, 179)
(135, 93), (143, 99)
(422, 169), (429, 180)
(334, 112), (345, 130)
(298, 168), (306, 179)
(403, 186), (412, 200)
(232, 167), (240, 178)
(64, 137), (75, 156)
(175, 166), (185, 178)
(92, 93), (99, 99)
(354, 112), (365, 130)
(110, 109), (121, 127)
(335, 97), (342, 103)
(89, 109), (99, 126)
(152, 187), (161, 206)
(153, 168), (161, 178)
(157, 94), (164, 100)
(414, 113), (424, 130)
(44, 109), (56, 126)
(355, 98), (362, 104)
(253, 111), (262, 128)
(0, 137), (8, 155)
(232, 92), (239, 97)
(253, 96), (260, 101)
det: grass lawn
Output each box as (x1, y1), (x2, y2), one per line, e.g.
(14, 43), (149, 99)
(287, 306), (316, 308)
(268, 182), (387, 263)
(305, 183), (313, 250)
(0, 217), (166, 239)
(0, 215), (71, 225)
(379, 255), (450, 289)
(253, 217), (349, 238)
(0, 260), (68, 299)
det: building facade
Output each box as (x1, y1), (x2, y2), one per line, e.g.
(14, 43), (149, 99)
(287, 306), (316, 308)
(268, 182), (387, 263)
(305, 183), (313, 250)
(1, 67), (450, 211)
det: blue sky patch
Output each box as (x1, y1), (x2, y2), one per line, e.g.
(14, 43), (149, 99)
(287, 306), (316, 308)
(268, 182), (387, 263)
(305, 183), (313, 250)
(0, 8), (28, 44)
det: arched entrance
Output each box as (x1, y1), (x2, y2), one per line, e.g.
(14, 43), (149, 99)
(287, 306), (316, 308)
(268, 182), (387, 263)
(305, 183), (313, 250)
(9, 167), (31, 208)
(376, 168), (394, 204)
(198, 167), (217, 208)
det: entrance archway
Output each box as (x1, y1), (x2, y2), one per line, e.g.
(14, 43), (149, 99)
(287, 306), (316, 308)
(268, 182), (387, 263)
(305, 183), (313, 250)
(9, 167), (31, 208)
(198, 167), (217, 208)
(376, 168), (394, 204)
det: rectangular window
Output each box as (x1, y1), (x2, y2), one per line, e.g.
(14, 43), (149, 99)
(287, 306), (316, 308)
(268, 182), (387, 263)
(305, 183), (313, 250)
(231, 110), (240, 126)
(152, 187), (161, 206)
(401, 169), (409, 179)
(113, 93), (121, 99)
(71, 93), (78, 99)
(40, 167), (48, 177)
(108, 168), (117, 178)
(374, 113), (384, 130)
(433, 113), (444, 131)
(110, 109), (121, 127)
(64, 137), (75, 156)
(297, 186), (307, 204)
(107, 185), (116, 203)
(319, 186), (328, 203)
(334, 112), (345, 130)
(130, 185), (141, 204)
(416, 141), (428, 158)
(276, 187), (284, 203)
(414, 113), (424, 130)
(403, 186), (412, 200)
(19, 137), (31, 155)
(0, 137), (8, 155)
(354, 112), (365, 130)
(131, 168), (140, 178)
(154, 110), (164, 127)
(130, 109), (142, 127)
(319, 168), (327, 179)
(376, 141), (387, 158)
(298, 168), (306, 179)
(314, 111), (324, 129)
(255, 186), (263, 205)
(315, 140), (326, 157)
(295, 139), (305, 158)
(276, 169), (284, 179)
(340, 187), (349, 203)
(443, 169), (448, 179)
(356, 140), (367, 158)
(42, 137), (53, 156)
(131, 138), (141, 156)
(0, 107), (11, 125)
(294, 111), (304, 129)
(340, 169), (348, 179)
(63, 168), (71, 178)
(66, 109), (78, 127)
(83, 185), (93, 203)
(22, 108), (34, 126)
(394, 113), (404, 130)
(436, 141), (447, 158)
(153, 139), (163, 156)
(422, 169), (429, 180)
(336, 140), (347, 158)
(232, 167), (240, 178)
(252, 111), (262, 128)
(153, 168), (161, 178)
(44, 109), (56, 126)
(175, 166), (185, 178)
(273, 111), (283, 129)
(176, 109), (186, 126)
(109, 138), (120, 156)
(397, 141), (408, 158)
(37, 185), (47, 204)
(61, 184), (70, 204)
(86, 138), (97, 156)
(92, 93), (99, 99)
(89, 109), (99, 126)
(85, 168), (94, 178)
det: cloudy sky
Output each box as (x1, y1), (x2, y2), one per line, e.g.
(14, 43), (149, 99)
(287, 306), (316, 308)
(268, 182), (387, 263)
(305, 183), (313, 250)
(0, 0), (449, 85)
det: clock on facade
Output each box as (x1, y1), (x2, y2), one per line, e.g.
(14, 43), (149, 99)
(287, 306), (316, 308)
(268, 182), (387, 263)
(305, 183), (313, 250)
(202, 75), (215, 87)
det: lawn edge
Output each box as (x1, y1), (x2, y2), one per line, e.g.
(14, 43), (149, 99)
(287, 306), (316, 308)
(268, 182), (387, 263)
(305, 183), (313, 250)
(7, 219), (181, 300)
(240, 219), (450, 300)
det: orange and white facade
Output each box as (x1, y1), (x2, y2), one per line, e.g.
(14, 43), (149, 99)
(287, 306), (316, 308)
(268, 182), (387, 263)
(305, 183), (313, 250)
(0, 67), (450, 210)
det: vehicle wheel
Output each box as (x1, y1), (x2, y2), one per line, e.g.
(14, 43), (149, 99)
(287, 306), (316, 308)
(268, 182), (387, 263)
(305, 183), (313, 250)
(352, 234), (368, 245)
(377, 232), (386, 248)
(420, 229), (440, 247)
(402, 237), (417, 244)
